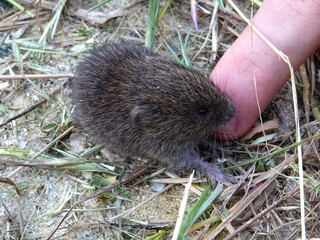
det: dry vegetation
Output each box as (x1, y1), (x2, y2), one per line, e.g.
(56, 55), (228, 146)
(0, 0), (320, 239)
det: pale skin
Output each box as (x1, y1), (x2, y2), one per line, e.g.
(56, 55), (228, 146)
(211, 0), (320, 139)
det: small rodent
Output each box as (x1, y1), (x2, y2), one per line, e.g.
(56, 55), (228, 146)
(72, 42), (236, 185)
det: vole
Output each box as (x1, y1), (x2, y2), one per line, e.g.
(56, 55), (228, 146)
(71, 42), (236, 185)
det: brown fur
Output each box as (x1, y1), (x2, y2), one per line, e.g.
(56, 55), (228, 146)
(72, 42), (236, 185)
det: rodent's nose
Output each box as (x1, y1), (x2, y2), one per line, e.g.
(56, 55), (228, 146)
(228, 101), (237, 117)
(218, 100), (236, 124)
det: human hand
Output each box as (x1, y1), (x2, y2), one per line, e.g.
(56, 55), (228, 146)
(212, 0), (320, 139)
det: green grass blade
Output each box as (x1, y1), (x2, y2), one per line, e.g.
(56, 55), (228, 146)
(178, 183), (223, 239)
(145, 230), (167, 240)
(157, 0), (172, 23)
(88, 0), (110, 12)
(80, 144), (104, 158)
(14, 39), (47, 49)
(6, 0), (34, 17)
(39, 0), (67, 44)
(0, 105), (16, 115)
(25, 77), (51, 100)
(217, 0), (225, 11)
(12, 40), (20, 61)
(0, 149), (32, 157)
(178, 29), (191, 68)
(145, 0), (160, 51)
(178, 184), (211, 240)
(163, 40), (183, 65)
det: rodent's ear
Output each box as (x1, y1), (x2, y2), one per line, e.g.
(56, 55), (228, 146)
(130, 104), (151, 128)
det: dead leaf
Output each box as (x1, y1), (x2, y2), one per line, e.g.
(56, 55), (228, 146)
(0, 177), (21, 196)
(242, 119), (279, 140)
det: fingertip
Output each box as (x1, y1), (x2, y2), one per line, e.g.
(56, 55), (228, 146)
(214, 117), (239, 140)
(214, 116), (254, 140)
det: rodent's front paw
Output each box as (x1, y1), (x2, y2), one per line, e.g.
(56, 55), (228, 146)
(197, 161), (235, 186)
(205, 167), (235, 186)
(186, 150), (235, 186)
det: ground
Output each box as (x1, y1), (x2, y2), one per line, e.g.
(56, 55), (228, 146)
(0, 0), (320, 239)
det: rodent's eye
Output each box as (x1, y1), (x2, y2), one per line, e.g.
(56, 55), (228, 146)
(197, 107), (211, 117)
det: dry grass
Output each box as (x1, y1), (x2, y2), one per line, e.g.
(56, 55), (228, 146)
(0, 0), (319, 239)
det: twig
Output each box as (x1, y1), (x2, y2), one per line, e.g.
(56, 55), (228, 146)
(0, 198), (20, 227)
(98, 220), (175, 230)
(0, 73), (74, 80)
